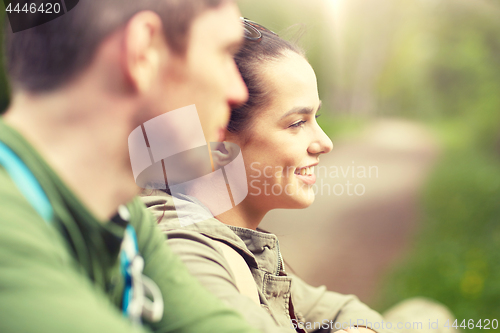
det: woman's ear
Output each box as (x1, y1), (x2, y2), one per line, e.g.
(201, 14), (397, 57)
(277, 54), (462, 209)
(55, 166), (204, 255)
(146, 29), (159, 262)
(211, 141), (241, 170)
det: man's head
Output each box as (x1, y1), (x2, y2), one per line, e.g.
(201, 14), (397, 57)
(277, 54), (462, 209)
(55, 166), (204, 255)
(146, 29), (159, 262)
(5, 0), (247, 142)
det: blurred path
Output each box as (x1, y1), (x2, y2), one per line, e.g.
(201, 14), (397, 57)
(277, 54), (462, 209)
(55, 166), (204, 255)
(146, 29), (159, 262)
(261, 119), (440, 304)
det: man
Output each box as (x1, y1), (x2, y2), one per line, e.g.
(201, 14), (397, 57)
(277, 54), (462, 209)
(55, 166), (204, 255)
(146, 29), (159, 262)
(0, 0), (258, 332)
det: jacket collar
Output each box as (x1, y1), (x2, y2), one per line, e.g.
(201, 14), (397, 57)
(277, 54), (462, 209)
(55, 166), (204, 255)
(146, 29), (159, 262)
(227, 225), (282, 276)
(144, 190), (281, 274)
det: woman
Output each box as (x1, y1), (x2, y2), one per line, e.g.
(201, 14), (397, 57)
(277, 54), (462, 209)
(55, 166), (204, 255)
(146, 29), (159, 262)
(142, 19), (390, 333)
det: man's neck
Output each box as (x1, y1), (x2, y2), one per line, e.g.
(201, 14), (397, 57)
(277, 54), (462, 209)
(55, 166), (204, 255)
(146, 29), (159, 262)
(4, 89), (139, 221)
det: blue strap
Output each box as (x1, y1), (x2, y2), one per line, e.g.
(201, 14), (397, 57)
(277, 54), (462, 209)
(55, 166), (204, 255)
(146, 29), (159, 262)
(0, 141), (53, 222)
(120, 224), (139, 318)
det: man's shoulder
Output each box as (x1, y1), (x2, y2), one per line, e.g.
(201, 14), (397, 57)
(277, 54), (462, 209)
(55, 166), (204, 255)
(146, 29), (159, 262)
(0, 167), (72, 267)
(0, 167), (42, 225)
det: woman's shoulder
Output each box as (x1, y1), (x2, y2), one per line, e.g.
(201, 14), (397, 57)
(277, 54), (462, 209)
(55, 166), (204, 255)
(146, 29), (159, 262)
(139, 190), (257, 263)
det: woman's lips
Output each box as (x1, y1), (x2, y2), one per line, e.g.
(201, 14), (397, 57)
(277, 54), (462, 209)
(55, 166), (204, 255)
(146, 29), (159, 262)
(295, 172), (316, 185)
(294, 165), (317, 185)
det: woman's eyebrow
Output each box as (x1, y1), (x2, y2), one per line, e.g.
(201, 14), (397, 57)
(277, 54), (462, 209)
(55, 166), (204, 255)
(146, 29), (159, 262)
(280, 101), (322, 120)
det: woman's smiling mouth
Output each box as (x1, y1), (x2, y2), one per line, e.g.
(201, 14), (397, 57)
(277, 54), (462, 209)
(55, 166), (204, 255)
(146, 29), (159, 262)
(294, 165), (317, 185)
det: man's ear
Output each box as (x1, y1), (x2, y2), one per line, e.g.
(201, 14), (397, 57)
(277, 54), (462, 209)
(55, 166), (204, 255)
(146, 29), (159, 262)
(123, 11), (165, 93)
(211, 141), (241, 170)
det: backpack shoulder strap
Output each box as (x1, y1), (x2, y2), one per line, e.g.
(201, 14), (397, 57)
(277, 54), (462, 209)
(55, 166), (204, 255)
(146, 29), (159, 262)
(213, 239), (260, 305)
(0, 141), (53, 222)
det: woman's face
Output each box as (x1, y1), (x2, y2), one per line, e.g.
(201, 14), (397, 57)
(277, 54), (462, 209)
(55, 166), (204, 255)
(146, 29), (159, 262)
(227, 51), (333, 211)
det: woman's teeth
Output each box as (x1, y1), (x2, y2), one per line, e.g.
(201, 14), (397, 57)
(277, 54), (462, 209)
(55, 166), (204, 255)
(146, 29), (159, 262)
(295, 166), (314, 176)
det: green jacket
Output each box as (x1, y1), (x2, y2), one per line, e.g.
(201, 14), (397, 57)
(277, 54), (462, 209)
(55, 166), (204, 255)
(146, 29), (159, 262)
(0, 119), (260, 333)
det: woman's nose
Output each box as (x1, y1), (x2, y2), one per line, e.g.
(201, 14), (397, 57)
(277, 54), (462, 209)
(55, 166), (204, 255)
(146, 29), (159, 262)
(308, 125), (333, 155)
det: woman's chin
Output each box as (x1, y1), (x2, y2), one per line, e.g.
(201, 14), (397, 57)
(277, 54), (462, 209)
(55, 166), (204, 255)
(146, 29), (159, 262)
(301, 195), (315, 208)
(288, 191), (315, 209)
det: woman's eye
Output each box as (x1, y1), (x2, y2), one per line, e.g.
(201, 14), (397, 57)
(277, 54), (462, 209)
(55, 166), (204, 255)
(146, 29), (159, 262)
(290, 120), (307, 128)
(315, 113), (321, 119)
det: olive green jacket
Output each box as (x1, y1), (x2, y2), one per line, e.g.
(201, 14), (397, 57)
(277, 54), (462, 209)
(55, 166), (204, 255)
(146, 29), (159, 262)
(142, 190), (392, 333)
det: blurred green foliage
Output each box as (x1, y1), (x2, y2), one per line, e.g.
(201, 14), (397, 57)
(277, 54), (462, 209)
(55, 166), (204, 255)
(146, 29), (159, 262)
(368, 1), (500, 326)
(375, 0), (500, 151)
(378, 148), (500, 324)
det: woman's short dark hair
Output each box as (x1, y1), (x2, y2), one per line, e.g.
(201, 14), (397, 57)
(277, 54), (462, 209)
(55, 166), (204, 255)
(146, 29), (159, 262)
(227, 26), (305, 135)
(5, 0), (228, 92)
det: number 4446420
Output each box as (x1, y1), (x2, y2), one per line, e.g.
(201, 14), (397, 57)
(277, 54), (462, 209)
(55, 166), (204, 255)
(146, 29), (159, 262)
(5, 2), (62, 15)
(444, 319), (499, 330)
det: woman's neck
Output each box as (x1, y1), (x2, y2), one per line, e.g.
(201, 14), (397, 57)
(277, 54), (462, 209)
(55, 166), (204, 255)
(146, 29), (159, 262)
(181, 170), (268, 230)
(215, 198), (267, 230)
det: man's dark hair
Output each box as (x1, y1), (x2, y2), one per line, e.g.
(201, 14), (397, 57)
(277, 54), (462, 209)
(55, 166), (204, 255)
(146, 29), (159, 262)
(5, 0), (227, 92)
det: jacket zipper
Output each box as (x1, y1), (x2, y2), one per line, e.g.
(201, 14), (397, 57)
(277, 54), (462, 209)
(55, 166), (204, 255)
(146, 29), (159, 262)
(276, 240), (283, 275)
